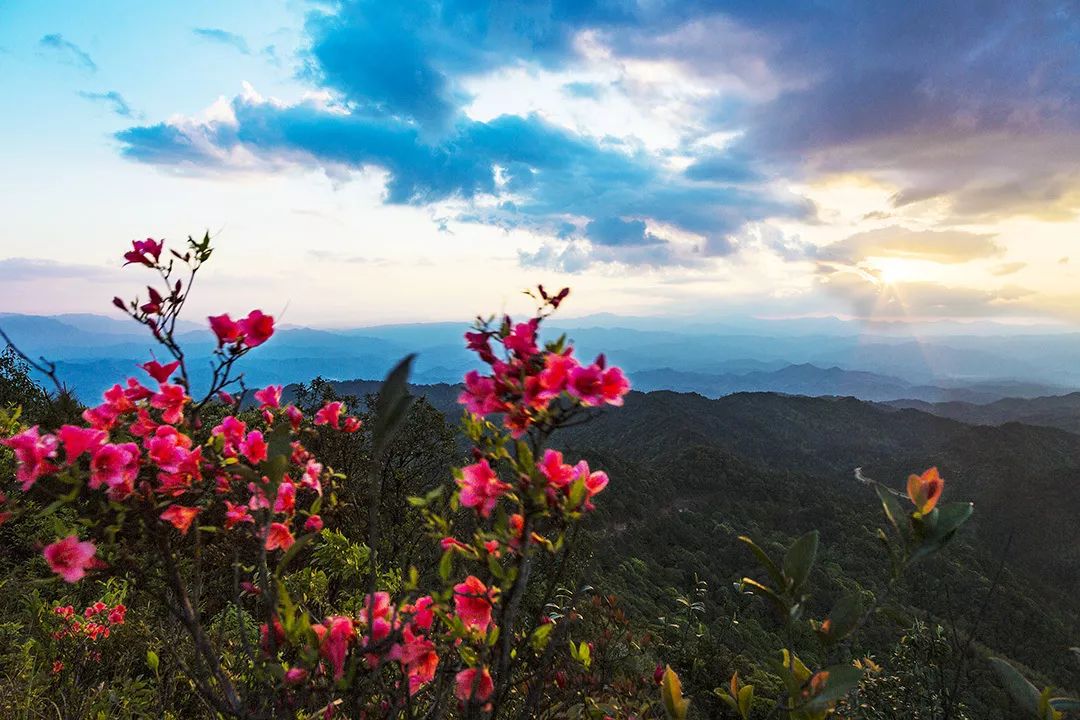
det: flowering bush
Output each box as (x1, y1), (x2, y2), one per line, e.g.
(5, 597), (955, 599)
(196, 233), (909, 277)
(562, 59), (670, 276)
(0, 235), (643, 718)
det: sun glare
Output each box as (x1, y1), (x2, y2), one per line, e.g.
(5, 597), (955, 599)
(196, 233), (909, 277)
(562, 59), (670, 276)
(870, 257), (936, 286)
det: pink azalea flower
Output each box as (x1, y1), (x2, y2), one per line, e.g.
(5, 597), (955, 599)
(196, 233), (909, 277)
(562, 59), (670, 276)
(238, 310), (275, 347)
(273, 481), (296, 515)
(119, 380), (153, 405)
(504, 319), (539, 359)
(208, 314), (241, 346)
(465, 330), (496, 363)
(3, 426), (59, 489)
(342, 416), (362, 433)
(321, 615), (355, 680)
(453, 575), (495, 633)
(103, 383), (136, 413)
(43, 535), (97, 583)
(224, 501), (254, 530)
(211, 415), (247, 449)
(300, 459), (323, 495)
(457, 459), (510, 518)
(82, 403), (119, 431)
(600, 366), (630, 405)
(458, 371), (502, 415)
(455, 666), (494, 703)
(304, 514), (324, 532)
(151, 383), (187, 425)
(129, 408), (157, 438)
(123, 238), (163, 267)
(89, 443), (140, 495)
(146, 426), (191, 473)
(313, 401), (344, 429)
(538, 449), (575, 489)
(572, 460), (609, 510)
(567, 363), (605, 406)
(394, 626), (439, 694)
(160, 505), (201, 535)
(285, 405), (303, 431)
(254, 385), (282, 409)
(409, 596), (435, 631)
(537, 352), (577, 400)
(265, 522), (294, 551)
(139, 359), (180, 384)
(283, 667), (308, 685)
(240, 430), (268, 465)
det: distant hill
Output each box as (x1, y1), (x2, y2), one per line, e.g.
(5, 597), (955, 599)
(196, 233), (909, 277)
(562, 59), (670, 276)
(884, 392), (1080, 434)
(629, 364), (1068, 403)
(3, 312), (1078, 404)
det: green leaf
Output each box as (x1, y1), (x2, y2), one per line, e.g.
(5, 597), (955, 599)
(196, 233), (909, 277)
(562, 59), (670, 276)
(737, 684), (754, 719)
(146, 650), (159, 673)
(530, 623), (553, 651)
(802, 665), (864, 711)
(782, 530), (818, 592)
(438, 551), (453, 581)
(875, 482), (906, 537)
(738, 535), (784, 587)
(820, 592), (865, 645)
(371, 354), (416, 458)
(989, 657), (1041, 716)
(661, 666), (690, 720)
(740, 577), (790, 616)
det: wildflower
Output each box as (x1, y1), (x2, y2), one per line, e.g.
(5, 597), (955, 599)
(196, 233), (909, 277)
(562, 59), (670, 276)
(457, 459), (510, 518)
(151, 383), (188, 425)
(538, 449), (575, 489)
(458, 371), (501, 415)
(224, 501), (254, 530)
(254, 385), (282, 409)
(265, 522), (294, 551)
(160, 505), (201, 535)
(240, 430), (268, 465)
(3, 426), (58, 490)
(393, 626), (439, 694)
(504, 319), (539, 359)
(455, 666), (494, 703)
(89, 443), (140, 497)
(140, 359), (180, 384)
(313, 401), (344, 430)
(453, 575), (495, 633)
(284, 667), (308, 685)
(123, 238), (163, 267)
(908, 467), (944, 515)
(321, 615), (355, 680)
(43, 535), (96, 583)
(567, 362), (605, 406)
(273, 481), (296, 515)
(208, 314), (241, 346)
(600, 366), (631, 405)
(238, 310), (275, 347)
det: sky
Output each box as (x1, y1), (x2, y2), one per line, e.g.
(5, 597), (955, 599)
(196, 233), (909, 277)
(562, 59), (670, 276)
(1, 0), (1079, 328)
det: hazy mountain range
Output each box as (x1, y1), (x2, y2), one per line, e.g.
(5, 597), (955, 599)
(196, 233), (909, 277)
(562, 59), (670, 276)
(3, 312), (1079, 407)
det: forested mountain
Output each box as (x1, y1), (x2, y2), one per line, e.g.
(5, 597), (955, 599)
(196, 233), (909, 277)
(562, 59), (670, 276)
(885, 392), (1080, 434)
(307, 378), (1080, 716)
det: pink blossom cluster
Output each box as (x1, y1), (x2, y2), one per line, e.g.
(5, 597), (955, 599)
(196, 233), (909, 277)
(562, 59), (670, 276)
(264, 591), (440, 696)
(457, 299), (630, 438)
(51, 600), (126, 642)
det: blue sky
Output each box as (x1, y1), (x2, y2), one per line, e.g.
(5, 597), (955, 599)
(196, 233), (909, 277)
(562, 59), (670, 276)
(2, 1), (1079, 326)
